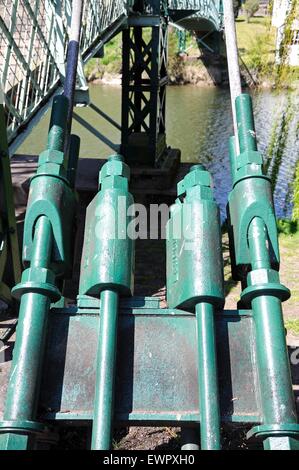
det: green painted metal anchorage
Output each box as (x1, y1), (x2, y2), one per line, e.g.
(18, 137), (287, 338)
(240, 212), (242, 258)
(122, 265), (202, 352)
(79, 154), (135, 450)
(79, 155), (134, 297)
(227, 93), (299, 449)
(228, 94), (280, 280)
(166, 164), (224, 450)
(0, 95), (79, 450)
(167, 164), (224, 310)
(22, 96), (77, 279)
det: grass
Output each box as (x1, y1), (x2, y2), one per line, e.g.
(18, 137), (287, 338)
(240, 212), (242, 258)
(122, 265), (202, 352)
(236, 14), (299, 85)
(285, 319), (299, 335)
(84, 34), (122, 79)
(236, 15), (276, 76)
(224, 223), (299, 321)
(278, 230), (299, 309)
(84, 27), (201, 81)
(84, 13), (299, 87)
(293, 161), (299, 220)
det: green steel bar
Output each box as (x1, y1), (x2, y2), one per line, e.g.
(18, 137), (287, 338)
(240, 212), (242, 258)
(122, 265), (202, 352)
(246, 217), (299, 450)
(67, 134), (81, 189)
(0, 216), (52, 449)
(181, 428), (200, 450)
(235, 94), (257, 153)
(47, 95), (69, 152)
(248, 218), (296, 423)
(196, 302), (221, 450)
(247, 217), (271, 270)
(17, 0), (40, 122)
(0, 93), (21, 288)
(91, 289), (119, 450)
(252, 295), (296, 424)
(1, 0), (19, 98)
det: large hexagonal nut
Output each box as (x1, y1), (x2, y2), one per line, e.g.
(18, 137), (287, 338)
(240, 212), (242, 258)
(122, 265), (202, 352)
(37, 162), (67, 179)
(101, 175), (128, 191)
(38, 149), (64, 166)
(100, 159), (130, 183)
(178, 168), (211, 196)
(22, 267), (56, 286)
(236, 150), (263, 170)
(247, 268), (279, 287)
(186, 184), (213, 201)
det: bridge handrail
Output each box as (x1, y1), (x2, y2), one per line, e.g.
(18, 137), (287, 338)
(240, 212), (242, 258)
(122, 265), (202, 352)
(0, 0), (128, 146)
(168, 0), (223, 30)
(0, 0), (223, 149)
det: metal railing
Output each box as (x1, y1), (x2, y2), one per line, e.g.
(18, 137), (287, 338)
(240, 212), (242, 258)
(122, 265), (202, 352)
(168, 0), (223, 30)
(0, 0), (222, 147)
(0, 0), (127, 145)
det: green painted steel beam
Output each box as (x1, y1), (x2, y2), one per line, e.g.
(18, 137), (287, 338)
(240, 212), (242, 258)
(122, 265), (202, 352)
(0, 92), (21, 298)
(92, 290), (119, 450)
(0, 304), (266, 430)
(196, 302), (221, 449)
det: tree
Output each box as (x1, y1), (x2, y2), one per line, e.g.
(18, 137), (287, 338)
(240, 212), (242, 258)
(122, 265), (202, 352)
(243, 0), (260, 22)
(233, 0), (242, 19)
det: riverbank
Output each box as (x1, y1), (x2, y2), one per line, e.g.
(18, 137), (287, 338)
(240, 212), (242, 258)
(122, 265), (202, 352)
(84, 24), (217, 87)
(84, 15), (299, 89)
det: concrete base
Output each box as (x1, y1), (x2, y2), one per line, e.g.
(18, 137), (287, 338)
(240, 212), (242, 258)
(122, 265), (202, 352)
(11, 148), (183, 214)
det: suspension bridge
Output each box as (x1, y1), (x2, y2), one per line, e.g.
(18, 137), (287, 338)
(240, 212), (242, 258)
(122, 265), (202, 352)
(0, 0), (298, 451)
(1, 0), (223, 149)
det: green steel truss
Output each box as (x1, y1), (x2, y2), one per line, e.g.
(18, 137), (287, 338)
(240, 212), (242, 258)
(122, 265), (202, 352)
(121, 15), (168, 166)
(168, 0), (223, 31)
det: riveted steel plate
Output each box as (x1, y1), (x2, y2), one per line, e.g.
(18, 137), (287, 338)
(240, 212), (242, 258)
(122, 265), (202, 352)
(33, 306), (261, 425)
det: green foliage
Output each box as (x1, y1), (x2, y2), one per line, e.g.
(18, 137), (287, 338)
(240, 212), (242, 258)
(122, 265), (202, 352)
(277, 219), (298, 234)
(275, 0), (299, 87)
(292, 161), (299, 221)
(266, 95), (294, 192)
(243, 0), (259, 22)
(84, 27), (192, 81)
(265, 93), (299, 222)
(84, 34), (122, 79)
(245, 34), (273, 73)
(284, 319), (299, 335)
(236, 15), (276, 80)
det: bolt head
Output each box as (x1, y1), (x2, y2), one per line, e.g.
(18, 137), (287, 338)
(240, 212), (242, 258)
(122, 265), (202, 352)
(177, 167), (211, 196)
(39, 149), (64, 166)
(100, 159), (130, 183)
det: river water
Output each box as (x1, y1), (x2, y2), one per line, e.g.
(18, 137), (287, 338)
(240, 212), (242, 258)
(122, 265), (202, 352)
(18, 84), (299, 220)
